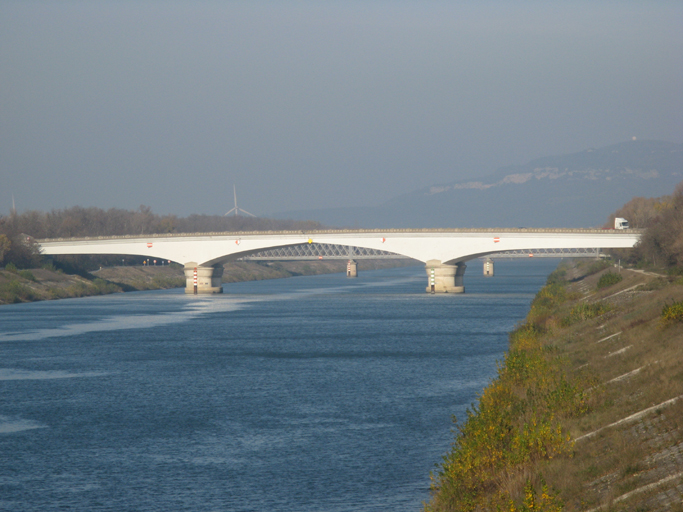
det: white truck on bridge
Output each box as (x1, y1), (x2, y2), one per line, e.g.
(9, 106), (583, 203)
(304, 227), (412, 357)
(614, 217), (630, 230)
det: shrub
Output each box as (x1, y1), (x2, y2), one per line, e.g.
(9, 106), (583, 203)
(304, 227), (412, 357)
(0, 280), (35, 303)
(4, 262), (17, 272)
(546, 268), (567, 285)
(65, 282), (91, 297)
(661, 300), (683, 324)
(529, 281), (567, 327)
(667, 266), (683, 276)
(92, 278), (120, 294)
(561, 302), (610, 327)
(46, 287), (67, 300)
(597, 271), (623, 289)
(18, 270), (36, 281)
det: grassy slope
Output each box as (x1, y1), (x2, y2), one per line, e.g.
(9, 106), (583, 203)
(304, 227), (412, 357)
(0, 267), (123, 303)
(426, 260), (683, 511)
(0, 259), (418, 305)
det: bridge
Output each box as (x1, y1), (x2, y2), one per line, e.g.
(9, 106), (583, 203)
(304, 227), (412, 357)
(36, 228), (640, 294)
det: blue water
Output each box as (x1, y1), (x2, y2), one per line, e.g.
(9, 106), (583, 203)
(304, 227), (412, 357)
(0, 260), (558, 511)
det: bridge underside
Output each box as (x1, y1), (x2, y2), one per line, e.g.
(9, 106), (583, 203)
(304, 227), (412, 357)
(240, 243), (604, 261)
(236, 244), (606, 295)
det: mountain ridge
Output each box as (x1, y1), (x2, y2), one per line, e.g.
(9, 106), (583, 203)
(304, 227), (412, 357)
(395, 139), (680, 202)
(272, 140), (682, 228)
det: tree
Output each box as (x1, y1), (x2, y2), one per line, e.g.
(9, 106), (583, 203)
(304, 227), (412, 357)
(0, 234), (11, 264)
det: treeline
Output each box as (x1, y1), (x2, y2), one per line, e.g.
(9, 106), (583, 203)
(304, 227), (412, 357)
(605, 181), (683, 269)
(0, 205), (324, 268)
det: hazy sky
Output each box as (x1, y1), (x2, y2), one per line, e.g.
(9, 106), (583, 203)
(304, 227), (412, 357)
(1, 1), (682, 217)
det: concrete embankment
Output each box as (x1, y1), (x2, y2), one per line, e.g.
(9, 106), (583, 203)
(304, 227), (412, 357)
(553, 264), (683, 510)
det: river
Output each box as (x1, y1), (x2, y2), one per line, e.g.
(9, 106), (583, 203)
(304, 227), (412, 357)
(0, 259), (558, 511)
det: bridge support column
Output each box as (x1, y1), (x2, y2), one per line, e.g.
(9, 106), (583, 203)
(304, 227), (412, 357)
(425, 260), (466, 293)
(184, 264), (224, 294)
(483, 258), (494, 277)
(346, 260), (358, 278)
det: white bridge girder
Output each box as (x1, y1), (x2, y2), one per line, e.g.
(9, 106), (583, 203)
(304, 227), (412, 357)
(36, 228), (640, 267)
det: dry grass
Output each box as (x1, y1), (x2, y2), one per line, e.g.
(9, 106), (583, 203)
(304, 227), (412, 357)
(539, 265), (683, 511)
(426, 261), (683, 511)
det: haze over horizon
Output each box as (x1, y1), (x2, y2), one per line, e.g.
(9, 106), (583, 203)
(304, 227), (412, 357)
(1, 1), (681, 218)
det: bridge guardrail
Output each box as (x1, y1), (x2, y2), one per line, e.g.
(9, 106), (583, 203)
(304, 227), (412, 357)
(35, 228), (644, 244)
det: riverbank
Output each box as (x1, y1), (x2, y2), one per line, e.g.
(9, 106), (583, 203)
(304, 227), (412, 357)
(426, 260), (683, 510)
(0, 259), (418, 305)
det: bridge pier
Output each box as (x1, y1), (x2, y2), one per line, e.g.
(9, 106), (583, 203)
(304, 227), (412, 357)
(346, 260), (358, 278)
(425, 260), (466, 293)
(483, 258), (494, 277)
(184, 264), (224, 294)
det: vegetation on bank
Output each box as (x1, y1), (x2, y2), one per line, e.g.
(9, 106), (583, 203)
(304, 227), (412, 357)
(0, 268), (122, 304)
(426, 266), (590, 511)
(426, 259), (683, 511)
(0, 259), (417, 305)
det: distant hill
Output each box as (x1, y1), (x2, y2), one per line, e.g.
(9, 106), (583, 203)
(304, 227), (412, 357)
(272, 140), (683, 228)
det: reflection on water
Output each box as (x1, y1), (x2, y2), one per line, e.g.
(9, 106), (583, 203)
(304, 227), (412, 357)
(0, 369), (109, 380)
(0, 415), (47, 434)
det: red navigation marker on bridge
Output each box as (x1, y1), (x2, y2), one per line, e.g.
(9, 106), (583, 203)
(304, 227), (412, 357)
(493, 237), (500, 243)
(147, 242), (153, 248)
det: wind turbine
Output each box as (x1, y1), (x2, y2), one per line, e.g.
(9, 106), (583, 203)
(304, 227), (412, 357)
(225, 185), (256, 217)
